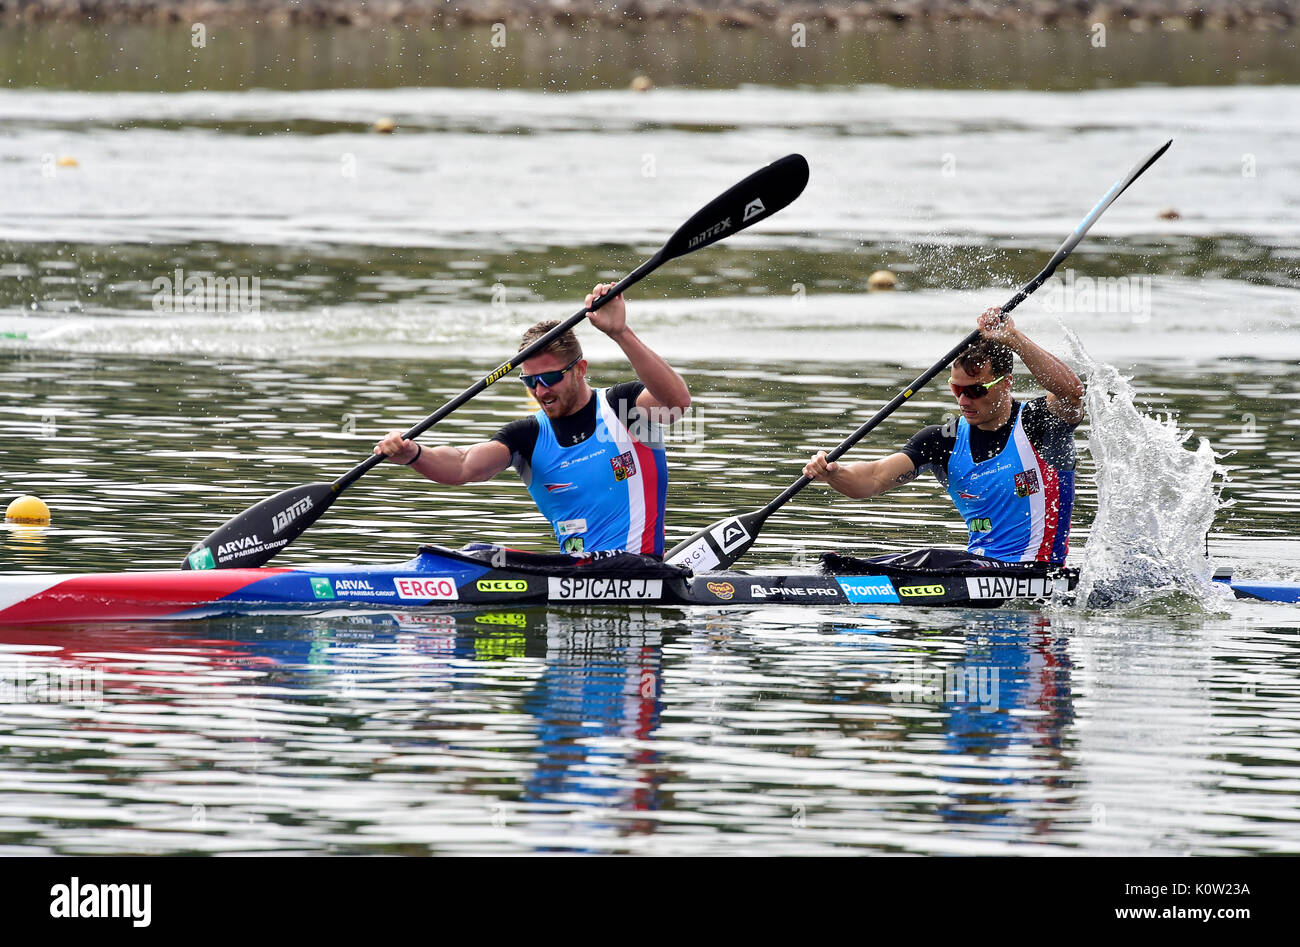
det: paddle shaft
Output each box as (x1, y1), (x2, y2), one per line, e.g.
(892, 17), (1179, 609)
(759, 272), (1049, 518)
(334, 255), (658, 492)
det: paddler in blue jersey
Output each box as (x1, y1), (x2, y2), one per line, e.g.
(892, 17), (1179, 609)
(803, 308), (1085, 569)
(374, 283), (692, 557)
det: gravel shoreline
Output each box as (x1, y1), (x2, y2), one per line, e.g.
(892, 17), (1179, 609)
(1, 0), (1296, 30)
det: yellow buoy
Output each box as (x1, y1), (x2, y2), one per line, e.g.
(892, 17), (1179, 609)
(5, 495), (51, 526)
(57, 156), (79, 168)
(630, 75), (654, 92)
(372, 117), (397, 133)
(867, 269), (898, 291)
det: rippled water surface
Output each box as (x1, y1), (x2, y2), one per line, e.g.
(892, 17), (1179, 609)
(1, 23), (1299, 856)
(3, 603), (1299, 855)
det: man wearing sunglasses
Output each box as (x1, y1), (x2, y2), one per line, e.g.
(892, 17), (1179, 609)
(373, 282), (691, 556)
(803, 307), (1085, 567)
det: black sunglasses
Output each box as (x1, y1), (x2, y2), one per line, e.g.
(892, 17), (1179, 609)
(520, 356), (581, 390)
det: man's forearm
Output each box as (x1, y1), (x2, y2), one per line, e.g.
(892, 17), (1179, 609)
(609, 327), (691, 409)
(825, 460), (902, 500)
(409, 445), (472, 485)
(1007, 330), (1085, 402)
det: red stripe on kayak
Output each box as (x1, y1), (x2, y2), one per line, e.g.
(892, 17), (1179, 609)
(0, 569), (291, 624)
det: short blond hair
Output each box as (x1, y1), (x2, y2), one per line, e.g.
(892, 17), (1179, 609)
(518, 320), (583, 363)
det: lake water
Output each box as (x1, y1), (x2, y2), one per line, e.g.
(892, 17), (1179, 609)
(0, 23), (1298, 856)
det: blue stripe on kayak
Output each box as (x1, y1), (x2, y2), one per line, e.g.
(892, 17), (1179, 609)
(178, 553), (493, 616)
(1220, 578), (1300, 604)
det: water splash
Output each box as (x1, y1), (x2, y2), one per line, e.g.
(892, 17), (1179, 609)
(1064, 329), (1233, 612)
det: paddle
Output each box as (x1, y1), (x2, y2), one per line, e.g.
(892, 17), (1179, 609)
(666, 139), (1172, 572)
(182, 153), (811, 570)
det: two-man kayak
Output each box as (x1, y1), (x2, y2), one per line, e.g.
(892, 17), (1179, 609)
(1, 543), (1295, 625)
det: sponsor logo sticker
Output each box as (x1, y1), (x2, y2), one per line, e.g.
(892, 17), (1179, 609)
(742, 198), (766, 222)
(668, 536), (720, 571)
(965, 576), (1051, 599)
(475, 579), (530, 593)
(333, 579), (384, 598)
(610, 450), (637, 481)
(968, 460), (1014, 482)
(898, 584), (945, 598)
(271, 496), (313, 535)
(751, 583), (840, 600)
(557, 518), (587, 536)
(394, 576), (460, 600)
(687, 217), (732, 249)
(1014, 468), (1041, 498)
(968, 517), (993, 534)
(705, 581), (736, 600)
(547, 577), (663, 600)
(187, 547), (215, 570)
(559, 449), (605, 469)
(310, 577), (335, 599)
(212, 534), (290, 564)
(710, 518), (750, 555)
(836, 576), (900, 604)
(545, 482), (575, 494)
(218, 535), (262, 558)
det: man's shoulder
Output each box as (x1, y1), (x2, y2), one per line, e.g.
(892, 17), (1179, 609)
(901, 422), (955, 469)
(1021, 395), (1080, 431)
(1019, 397), (1079, 470)
(491, 415), (540, 457)
(604, 380), (646, 408)
(910, 421), (954, 442)
(604, 380), (670, 448)
(493, 414), (539, 438)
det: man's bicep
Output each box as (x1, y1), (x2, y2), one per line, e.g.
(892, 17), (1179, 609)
(1044, 392), (1085, 425)
(462, 440), (512, 482)
(633, 386), (685, 425)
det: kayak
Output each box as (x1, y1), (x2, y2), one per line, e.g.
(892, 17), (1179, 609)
(0, 544), (1294, 625)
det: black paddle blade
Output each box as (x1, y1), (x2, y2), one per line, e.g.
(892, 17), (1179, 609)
(665, 507), (770, 572)
(181, 482), (339, 570)
(659, 154), (809, 263)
